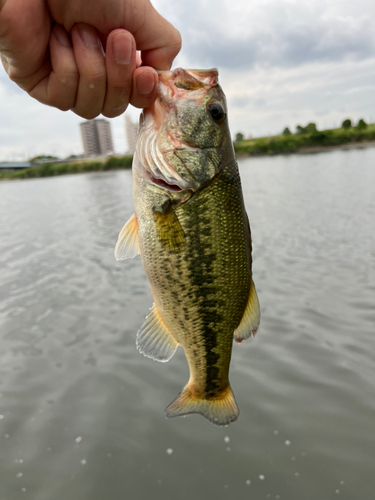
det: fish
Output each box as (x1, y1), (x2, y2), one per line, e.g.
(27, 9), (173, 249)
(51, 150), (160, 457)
(115, 68), (260, 426)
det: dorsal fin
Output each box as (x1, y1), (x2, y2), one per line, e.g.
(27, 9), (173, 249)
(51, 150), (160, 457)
(234, 279), (260, 344)
(114, 213), (140, 260)
(136, 304), (178, 362)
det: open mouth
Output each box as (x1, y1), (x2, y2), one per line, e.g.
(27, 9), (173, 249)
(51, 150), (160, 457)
(150, 175), (183, 191)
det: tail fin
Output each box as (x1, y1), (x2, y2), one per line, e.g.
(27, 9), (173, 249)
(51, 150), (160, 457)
(165, 384), (239, 426)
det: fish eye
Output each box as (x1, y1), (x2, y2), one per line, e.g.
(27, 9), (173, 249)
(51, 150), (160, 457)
(207, 102), (226, 123)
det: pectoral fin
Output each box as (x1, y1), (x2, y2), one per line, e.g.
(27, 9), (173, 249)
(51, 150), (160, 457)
(114, 213), (140, 260)
(136, 304), (178, 362)
(234, 279), (260, 344)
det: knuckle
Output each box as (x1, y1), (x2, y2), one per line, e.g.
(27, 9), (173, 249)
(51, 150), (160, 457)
(59, 67), (79, 83)
(56, 102), (73, 112)
(106, 85), (131, 108)
(6, 64), (19, 82)
(170, 28), (182, 54)
(129, 96), (152, 110)
(75, 109), (100, 120)
(56, 73), (79, 93)
(101, 110), (117, 119)
(102, 103), (128, 119)
(84, 70), (107, 88)
(47, 93), (75, 112)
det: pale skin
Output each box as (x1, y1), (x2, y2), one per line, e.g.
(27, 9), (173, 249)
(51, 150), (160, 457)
(0, 0), (181, 118)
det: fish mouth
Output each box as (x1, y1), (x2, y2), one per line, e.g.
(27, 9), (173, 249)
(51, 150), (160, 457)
(146, 160), (184, 192)
(158, 68), (219, 94)
(149, 175), (183, 192)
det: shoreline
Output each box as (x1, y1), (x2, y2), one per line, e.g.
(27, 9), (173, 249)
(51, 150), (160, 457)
(295, 140), (375, 155)
(236, 139), (375, 159)
(0, 155), (132, 182)
(1, 139), (375, 182)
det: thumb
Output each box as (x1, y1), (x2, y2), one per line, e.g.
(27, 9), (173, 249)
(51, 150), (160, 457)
(131, 3), (181, 70)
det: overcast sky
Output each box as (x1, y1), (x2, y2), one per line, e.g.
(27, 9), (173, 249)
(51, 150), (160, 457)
(1, 0), (374, 160)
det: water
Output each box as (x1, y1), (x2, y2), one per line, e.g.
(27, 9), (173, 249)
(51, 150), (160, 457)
(0, 147), (374, 500)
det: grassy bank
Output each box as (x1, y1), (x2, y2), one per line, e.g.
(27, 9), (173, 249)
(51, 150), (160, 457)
(2, 123), (375, 182)
(234, 123), (375, 156)
(0, 155), (133, 181)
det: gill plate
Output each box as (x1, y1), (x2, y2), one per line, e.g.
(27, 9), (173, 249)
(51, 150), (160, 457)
(136, 129), (191, 190)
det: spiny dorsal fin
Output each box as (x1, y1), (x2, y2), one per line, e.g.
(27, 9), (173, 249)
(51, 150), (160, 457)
(114, 213), (140, 260)
(136, 304), (178, 362)
(234, 279), (260, 344)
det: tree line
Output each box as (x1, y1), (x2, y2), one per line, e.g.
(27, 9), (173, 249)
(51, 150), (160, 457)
(234, 118), (369, 142)
(282, 118), (368, 136)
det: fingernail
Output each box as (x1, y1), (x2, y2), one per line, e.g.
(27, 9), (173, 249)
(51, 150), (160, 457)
(113, 32), (133, 64)
(137, 71), (155, 96)
(78, 25), (100, 49)
(54, 26), (71, 48)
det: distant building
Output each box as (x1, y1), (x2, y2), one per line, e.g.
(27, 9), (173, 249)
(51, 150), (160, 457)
(124, 115), (139, 155)
(80, 119), (114, 157)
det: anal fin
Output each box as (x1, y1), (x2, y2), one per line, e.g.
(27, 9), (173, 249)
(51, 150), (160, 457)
(114, 213), (140, 260)
(136, 304), (178, 362)
(234, 279), (260, 344)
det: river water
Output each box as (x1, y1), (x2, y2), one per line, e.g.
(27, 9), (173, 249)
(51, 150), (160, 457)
(0, 147), (374, 500)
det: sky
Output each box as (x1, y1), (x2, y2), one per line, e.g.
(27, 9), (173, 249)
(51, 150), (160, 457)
(1, 0), (374, 160)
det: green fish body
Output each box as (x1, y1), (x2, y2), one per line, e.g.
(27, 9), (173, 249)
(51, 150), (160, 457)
(115, 68), (260, 426)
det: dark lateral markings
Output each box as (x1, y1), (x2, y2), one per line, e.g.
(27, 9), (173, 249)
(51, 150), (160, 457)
(184, 196), (224, 397)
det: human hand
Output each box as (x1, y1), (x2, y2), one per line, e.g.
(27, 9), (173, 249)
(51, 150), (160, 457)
(0, 0), (181, 118)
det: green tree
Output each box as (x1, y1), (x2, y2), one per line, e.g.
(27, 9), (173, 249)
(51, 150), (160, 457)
(356, 118), (367, 130)
(282, 127), (291, 135)
(342, 119), (352, 129)
(305, 122), (317, 133)
(296, 125), (305, 134)
(235, 132), (244, 142)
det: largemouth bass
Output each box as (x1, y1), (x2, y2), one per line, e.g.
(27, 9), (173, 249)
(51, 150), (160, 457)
(115, 68), (260, 426)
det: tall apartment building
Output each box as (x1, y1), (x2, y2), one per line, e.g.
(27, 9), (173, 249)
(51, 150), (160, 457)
(80, 119), (114, 157)
(124, 114), (139, 154)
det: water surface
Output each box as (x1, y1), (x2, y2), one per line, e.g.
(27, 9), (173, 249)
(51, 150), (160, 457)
(0, 148), (374, 500)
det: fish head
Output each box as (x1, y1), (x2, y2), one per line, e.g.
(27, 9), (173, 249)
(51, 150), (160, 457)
(134, 68), (232, 201)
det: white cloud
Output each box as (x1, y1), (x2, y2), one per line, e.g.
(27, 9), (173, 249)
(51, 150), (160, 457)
(157, 0), (375, 68)
(1, 0), (374, 158)
(223, 57), (375, 136)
